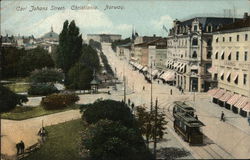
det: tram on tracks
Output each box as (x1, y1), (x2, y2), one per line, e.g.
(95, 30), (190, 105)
(173, 101), (205, 145)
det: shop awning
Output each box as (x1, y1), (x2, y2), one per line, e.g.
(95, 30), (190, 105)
(208, 66), (217, 73)
(152, 69), (159, 76)
(234, 96), (249, 109)
(207, 88), (220, 96)
(226, 94), (241, 105)
(213, 89), (226, 99)
(142, 66), (148, 72)
(163, 71), (175, 81)
(219, 91), (234, 102)
(242, 103), (250, 112)
(190, 65), (199, 70)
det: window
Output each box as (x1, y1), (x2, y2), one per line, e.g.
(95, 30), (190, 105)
(192, 51), (197, 58)
(215, 52), (218, 59)
(245, 34), (248, 41)
(207, 25), (212, 32)
(228, 52), (231, 60)
(227, 73), (231, 82)
(223, 37), (225, 42)
(237, 35), (240, 41)
(216, 37), (219, 43)
(192, 38), (198, 45)
(243, 74), (247, 85)
(221, 74), (224, 80)
(214, 73), (218, 81)
(245, 51), (248, 61)
(234, 76), (238, 84)
(207, 51), (212, 59)
(221, 52), (224, 60)
(229, 37), (232, 42)
(236, 51), (239, 60)
(194, 25), (197, 31)
(207, 39), (212, 46)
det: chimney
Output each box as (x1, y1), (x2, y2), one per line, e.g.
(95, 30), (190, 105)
(243, 12), (249, 19)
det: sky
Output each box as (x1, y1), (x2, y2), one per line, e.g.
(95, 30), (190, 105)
(1, 0), (250, 39)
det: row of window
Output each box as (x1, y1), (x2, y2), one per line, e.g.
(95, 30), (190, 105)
(215, 34), (248, 43)
(215, 51), (248, 61)
(214, 73), (247, 85)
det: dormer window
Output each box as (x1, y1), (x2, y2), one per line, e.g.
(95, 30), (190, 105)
(194, 25), (198, 32)
(192, 51), (197, 58)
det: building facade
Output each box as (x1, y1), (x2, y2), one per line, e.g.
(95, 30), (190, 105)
(211, 19), (250, 97)
(166, 17), (239, 92)
(87, 34), (121, 43)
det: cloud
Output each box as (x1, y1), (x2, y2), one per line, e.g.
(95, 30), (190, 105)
(26, 9), (114, 37)
(151, 15), (173, 30)
(115, 24), (132, 32)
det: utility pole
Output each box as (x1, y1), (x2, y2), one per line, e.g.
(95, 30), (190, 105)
(153, 98), (158, 160)
(124, 75), (126, 103)
(150, 58), (153, 112)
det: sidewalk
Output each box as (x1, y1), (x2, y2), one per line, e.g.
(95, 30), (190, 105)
(192, 97), (250, 158)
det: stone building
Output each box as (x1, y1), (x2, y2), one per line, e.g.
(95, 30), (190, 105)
(209, 13), (250, 117)
(87, 34), (121, 43)
(165, 17), (240, 92)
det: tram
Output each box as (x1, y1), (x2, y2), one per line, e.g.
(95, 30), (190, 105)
(173, 101), (205, 145)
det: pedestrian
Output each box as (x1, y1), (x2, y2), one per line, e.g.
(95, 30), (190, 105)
(131, 103), (135, 110)
(220, 111), (225, 122)
(158, 80), (159, 84)
(128, 98), (131, 106)
(170, 89), (172, 95)
(16, 142), (20, 155)
(182, 88), (184, 94)
(143, 86), (145, 91)
(20, 140), (25, 154)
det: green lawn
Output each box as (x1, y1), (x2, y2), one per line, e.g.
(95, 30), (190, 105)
(1, 105), (80, 120)
(4, 83), (30, 93)
(23, 119), (84, 160)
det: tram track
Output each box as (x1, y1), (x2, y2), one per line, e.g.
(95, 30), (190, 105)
(163, 103), (231, 159)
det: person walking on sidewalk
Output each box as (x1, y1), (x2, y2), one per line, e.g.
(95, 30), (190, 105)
(170, 89), (172, 95)
(220, 111), (225, 122)
(143, 86), (145, 91)
(16, 142), (20, 155)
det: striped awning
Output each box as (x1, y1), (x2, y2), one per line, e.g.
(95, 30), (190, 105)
(207, 88), (220, 96)
(242, 103), (250, 112)
(219, 70), (224, 77)
(142, 66), (148, 72)
(152, 69), (159, 76)
(190, 65), (199, 70)
(234, 96), (249, 109)
(208, 66), (217, 73)
(161, 71), (175, 81)
(219, 91), (234, 102)
(233, 73), (238, 81)
(213, 89), (226, 99)
(226, 94), (241, 105)
(226, 71), (231, 79)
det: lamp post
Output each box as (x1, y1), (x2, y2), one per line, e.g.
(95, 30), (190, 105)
(150, 56), (153, 112)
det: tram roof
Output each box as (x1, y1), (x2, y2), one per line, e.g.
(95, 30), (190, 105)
(174, 101), (195, 111)
(175, 112), (205, 127)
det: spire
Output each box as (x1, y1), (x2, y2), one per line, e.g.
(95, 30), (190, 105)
(51, 26), (53, 32)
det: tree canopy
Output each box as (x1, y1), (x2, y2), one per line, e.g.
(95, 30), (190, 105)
(29, 67), (64, 83)
(81, 44), (100, 71)
(0, 84), (28, 113)
(56, 20), (83, 74)
(66, 63), (93, 90)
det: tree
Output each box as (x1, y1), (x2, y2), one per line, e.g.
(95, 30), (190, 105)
(18, 47), (54, 76)
(66, 63), (93, 90)
(1, 47), (26, 78)
(56, 20), (83, 74)
(0, 84), (28, 113)
(29, 67), (64, 83)
(81, 119), (151, 160)
(81, 44), (100, 71)
(82, 99), (135, 128)
(135, 105), (168, 147)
